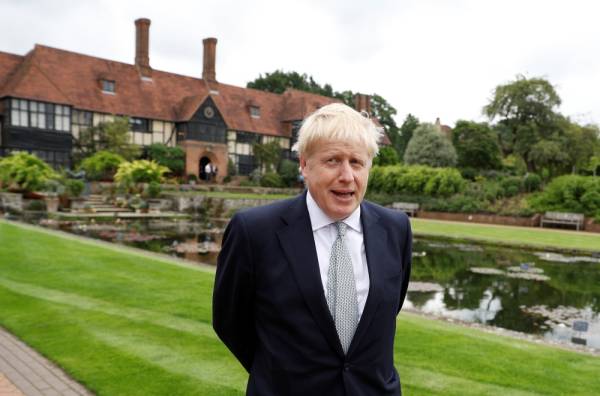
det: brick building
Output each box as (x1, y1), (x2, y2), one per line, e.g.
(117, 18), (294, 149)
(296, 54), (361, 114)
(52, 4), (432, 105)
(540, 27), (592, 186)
(0, 18), (379, 180)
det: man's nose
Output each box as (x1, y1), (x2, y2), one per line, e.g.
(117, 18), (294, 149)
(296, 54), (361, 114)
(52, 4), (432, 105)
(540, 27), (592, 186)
(338, 161), (353, 181)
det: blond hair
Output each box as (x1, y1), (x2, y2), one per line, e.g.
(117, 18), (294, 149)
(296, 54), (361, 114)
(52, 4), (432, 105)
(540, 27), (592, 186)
(292, 103), (383, 158)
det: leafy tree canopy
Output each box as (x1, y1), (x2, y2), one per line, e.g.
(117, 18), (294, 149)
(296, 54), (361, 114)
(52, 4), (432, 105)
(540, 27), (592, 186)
(397, 114), (420, 160)
(484, 74), (561, 124)
(483, 75), (562, 172)
(452, 120), (502, 170)
(146, 143), (185, 176)
(75, 117), (141, 163)
(247, 70), (401, 156)
(247, 70), (334, 96)
(373, 146), (400, 166)
(253, 141), (282, 172)
(403, 123), (457, 168)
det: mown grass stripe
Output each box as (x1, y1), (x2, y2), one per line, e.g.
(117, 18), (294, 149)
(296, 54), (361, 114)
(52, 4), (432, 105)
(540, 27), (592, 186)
(0, 278), (213, 338)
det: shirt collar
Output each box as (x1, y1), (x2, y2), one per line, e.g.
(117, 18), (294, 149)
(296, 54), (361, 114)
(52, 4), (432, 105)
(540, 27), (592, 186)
(306, 190), (362, 233)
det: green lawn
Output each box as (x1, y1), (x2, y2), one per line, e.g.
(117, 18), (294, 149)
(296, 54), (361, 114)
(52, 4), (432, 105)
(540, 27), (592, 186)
(411, 218), (600, 252)
(0, 220), (599, 395)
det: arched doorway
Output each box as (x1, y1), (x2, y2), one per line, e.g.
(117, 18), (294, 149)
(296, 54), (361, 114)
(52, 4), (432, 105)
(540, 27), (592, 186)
(199, 156), (212, 181)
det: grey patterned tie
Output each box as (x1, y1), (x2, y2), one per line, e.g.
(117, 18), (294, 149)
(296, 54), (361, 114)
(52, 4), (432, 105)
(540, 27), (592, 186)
(326, 221), (359, 354)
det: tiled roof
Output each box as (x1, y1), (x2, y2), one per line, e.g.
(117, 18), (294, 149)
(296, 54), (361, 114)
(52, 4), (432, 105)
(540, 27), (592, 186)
(0, 45), (340, 138)
(0, 51), (24, 93)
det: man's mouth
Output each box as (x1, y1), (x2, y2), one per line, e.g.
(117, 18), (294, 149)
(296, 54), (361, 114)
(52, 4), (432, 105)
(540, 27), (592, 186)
(331, 190), (354, 198)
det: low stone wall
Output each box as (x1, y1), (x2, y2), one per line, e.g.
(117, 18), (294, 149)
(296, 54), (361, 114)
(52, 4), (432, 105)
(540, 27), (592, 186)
(585, 219), (600, 233)
(0, 192), (23, 212)
(417, 210), (541, 227)
(165, 194), (280, 216)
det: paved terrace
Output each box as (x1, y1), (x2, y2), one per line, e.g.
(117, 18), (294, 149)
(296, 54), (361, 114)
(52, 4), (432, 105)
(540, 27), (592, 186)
(0, 326), (92, 396)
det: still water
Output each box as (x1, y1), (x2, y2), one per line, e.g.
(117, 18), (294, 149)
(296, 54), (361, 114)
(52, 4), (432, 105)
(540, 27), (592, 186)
(409, 238), (600, 349)
(37, 218), (600, 350)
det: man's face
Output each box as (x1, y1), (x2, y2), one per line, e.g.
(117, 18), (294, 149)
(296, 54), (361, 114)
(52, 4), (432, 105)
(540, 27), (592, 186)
(300, 139), (371, 221)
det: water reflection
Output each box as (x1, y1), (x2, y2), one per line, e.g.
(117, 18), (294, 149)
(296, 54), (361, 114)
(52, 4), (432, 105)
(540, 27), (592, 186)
(408, 238), (600, 349)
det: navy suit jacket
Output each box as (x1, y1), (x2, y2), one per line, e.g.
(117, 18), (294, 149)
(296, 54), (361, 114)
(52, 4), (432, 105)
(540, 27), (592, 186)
(213, 192), (412, 396)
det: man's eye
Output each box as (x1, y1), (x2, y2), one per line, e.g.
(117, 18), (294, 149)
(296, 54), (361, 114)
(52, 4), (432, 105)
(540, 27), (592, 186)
(326, 158), (338, 164)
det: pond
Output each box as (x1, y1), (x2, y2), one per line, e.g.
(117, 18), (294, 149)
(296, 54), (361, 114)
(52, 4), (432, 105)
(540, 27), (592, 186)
(409, 238), (600, 350)
(30, 217), (600, 350)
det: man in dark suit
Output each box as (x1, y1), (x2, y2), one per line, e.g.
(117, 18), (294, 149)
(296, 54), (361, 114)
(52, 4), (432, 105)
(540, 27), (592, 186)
(213, 103), (412, 395)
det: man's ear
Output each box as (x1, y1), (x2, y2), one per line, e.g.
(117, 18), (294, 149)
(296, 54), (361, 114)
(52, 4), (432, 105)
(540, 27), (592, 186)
(299, 155), (308, 177)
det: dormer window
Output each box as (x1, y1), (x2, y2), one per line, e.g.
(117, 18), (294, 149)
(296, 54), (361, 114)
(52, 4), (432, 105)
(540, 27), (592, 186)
(249, 106), (260, 118)
(101, 79), (116, 94)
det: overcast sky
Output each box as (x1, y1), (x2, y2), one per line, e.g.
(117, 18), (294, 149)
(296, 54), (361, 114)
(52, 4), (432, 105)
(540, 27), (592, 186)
(2, 0), (599, 127)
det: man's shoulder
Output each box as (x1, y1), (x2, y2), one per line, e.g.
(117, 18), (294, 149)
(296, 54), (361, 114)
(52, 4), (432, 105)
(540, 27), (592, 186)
(233, 193), (304, 225)
(362, 199), (409, 224)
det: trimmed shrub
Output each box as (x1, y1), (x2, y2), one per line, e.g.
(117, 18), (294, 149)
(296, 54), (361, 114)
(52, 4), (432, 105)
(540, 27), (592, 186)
(146, 144), (185, 176)
(499, 176), (522, 197)
(260, 172), (284, 188)
(529, 175), (600, 215)
(65, 179), (85, 198)
(523, 173), (542, 193)
(115, 160), (169, 191)
(80, 151), (125, 181)
(278, 159), (299, 187)
(0, 152), (56, 192)
(369, 164), (464, 197)
(145, 181), (162, 198)
(25, 199), (46, 211)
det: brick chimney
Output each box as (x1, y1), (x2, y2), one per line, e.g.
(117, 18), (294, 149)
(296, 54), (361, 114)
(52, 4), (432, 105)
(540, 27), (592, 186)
(203, 37), (217, 82)
(353, 93), (372, 115)
(135, 18), (152, 78)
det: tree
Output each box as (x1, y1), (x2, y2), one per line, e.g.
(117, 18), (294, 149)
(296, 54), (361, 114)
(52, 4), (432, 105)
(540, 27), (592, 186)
(373, 146), (399, 166)
(561, 122), (600, 174)
(397, 114), (420, 160)
(452, 120), (502, 170)
(403, 123), (457, 168)
(528, 140), (570, 178)
(146, 143), (185, 176)
(248, 70), (402, 159)
(253, 141), (282, 172)
(483, 75), (561, 172)
(247, 70), (333, 96)
(75, 117), (141, 162)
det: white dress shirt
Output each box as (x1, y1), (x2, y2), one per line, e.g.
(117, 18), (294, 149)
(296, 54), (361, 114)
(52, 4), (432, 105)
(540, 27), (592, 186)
(306, 191), (370, 318)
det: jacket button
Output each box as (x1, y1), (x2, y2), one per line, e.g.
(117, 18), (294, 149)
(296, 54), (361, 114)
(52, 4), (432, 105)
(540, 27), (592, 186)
(344, 363), (351, 371)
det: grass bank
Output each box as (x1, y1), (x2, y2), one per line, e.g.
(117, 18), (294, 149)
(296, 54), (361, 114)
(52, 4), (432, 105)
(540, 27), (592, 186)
(411, 218), (600, 253)
(0, 220), (599, 395)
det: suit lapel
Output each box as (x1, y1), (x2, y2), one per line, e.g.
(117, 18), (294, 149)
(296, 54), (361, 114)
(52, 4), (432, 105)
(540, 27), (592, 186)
(347, 202), (387, 355)
(276, 193), (344, 357)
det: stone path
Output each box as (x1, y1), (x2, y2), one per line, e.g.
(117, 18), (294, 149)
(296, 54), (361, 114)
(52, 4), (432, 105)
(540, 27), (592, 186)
(0, 327), (93, 396)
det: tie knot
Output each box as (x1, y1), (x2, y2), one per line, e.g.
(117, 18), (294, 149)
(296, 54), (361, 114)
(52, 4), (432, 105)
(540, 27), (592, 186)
(335, 221), (347, 237)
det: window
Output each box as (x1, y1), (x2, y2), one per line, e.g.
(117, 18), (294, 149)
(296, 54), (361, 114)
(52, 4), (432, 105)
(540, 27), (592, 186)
(236, 131), (259, 144)
(10, 99), (28, 127)
(249, 106), (260, 118)
(101, 80), (115, 93)
(9, 99), (70, 132)
(130, 117), (149, 132)
(73, 110), (92, 127)
(29, 101), (46, 128)
(54, 105), (71, 132)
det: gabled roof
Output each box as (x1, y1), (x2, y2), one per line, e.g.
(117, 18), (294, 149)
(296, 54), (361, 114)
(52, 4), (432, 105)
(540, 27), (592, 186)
(0, 51), (24, 93)
(0, 45), (349, 139)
